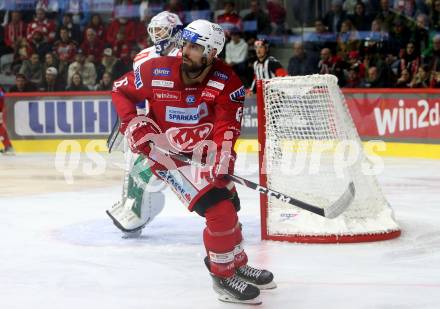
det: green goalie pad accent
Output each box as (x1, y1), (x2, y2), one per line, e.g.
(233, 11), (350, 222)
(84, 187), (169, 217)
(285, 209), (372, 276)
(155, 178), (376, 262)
(126, 156), (155, 218)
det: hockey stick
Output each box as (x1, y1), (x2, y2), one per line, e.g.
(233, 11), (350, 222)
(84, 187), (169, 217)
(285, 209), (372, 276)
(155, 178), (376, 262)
(152, 146), (356, 219)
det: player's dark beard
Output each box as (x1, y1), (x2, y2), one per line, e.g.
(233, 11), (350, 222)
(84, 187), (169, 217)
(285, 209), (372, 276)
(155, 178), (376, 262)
(182, 57), (210, 79)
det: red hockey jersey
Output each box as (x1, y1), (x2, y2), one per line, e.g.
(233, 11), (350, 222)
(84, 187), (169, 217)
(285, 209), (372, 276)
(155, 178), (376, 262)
(112, 56), (245, 156)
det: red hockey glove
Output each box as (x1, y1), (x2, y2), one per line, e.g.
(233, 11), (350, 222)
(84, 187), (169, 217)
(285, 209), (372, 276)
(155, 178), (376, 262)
(202, 151), (235, 188)
(121, 116), (160, 157)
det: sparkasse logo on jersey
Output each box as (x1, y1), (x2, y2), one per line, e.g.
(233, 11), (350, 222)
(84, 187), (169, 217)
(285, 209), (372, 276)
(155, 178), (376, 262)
(152, 68), (171, 76)
(153, 89), (181, 101)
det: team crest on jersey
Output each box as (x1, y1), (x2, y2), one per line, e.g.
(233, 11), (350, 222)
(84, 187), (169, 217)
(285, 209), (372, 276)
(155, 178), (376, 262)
(134, 66), (143, 89)
(165, 123), (213, 153)
(186, 95), (196, 105)
(229, 86), (245, 103)
(153, 68), (171, 76)
(153, 89), (181, 101)
(207, 80), (225, 90)
(213, 71), (229, 81)
(152, 80), (174, 88)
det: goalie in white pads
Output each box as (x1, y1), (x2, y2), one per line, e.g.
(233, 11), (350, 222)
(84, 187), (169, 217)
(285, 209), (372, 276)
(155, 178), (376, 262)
(106, 11), (183, 238)
(111, 20), (276, 304)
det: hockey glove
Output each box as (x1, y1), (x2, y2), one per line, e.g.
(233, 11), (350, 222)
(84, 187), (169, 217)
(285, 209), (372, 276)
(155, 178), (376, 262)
(122, 116), (160, 157)
(202, 151), (235, 188)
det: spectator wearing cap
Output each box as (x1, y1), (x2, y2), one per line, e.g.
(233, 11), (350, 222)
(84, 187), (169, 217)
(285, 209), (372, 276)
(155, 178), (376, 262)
(323, 0), (347, 33)
(225, 29), (249, 84)
(287, 42), (319, 76)
(39, 67), (66, 91)
(242, 0), (271, 37)
(26, 7), (56, 43)
(96, 48), (117, 83)
(4, 11), (27, 53)
(9, 74), (38, 92)
(346, 50), (365, 78)
(18, 53), (44, 85)
(216, 1), (243, 38)
(250, 39), (287, 93)
(66, 72), (89, 91)
(344, 64), (362, 88)
(67, 49), (97, 90)
(81, 28), (105, 63)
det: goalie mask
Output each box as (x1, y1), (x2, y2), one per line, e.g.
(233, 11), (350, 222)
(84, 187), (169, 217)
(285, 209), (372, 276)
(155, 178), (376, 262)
(147, 11), (183, 55)
(181, 20), (226, 58)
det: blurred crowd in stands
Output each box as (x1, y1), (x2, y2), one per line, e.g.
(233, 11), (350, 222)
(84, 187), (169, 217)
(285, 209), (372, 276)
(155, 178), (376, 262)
(1, 0), (440, 92)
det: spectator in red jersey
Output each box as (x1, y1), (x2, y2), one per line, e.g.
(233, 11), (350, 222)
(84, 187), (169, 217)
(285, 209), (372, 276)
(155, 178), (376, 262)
(216, 1), (242, 38)
(26, 7), (56, 43)
(54, 27), (78, 64)
(267, 0), (287, 34)
(106, 16), (136, 47)
(4, 11), (27, 53)
(80, 28), (105, 63)
(0, 86), (14, 155)
(85, 14), (106, 41)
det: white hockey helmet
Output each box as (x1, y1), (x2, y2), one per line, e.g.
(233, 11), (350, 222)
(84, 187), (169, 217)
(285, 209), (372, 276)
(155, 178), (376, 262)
(182, 20), (225, 57)
(147, 11), (183, 53)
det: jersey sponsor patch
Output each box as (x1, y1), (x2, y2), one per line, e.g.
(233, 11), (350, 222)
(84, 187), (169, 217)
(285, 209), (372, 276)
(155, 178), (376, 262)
(153, 89), (181, 101)
(152, 80), (175, 88)
(182, 29), (200, 43)
(152, 68), (171, 76)
(213, 71), (229, 81)
(165, 123), (213, 152)
(134, 66), (143, 89)
(229, 86), (245, 103)
(165, 102), (208, 124)
(201, 88), (220, 101)
(207, 80), (225, 90)
(186, 95), (196, 105)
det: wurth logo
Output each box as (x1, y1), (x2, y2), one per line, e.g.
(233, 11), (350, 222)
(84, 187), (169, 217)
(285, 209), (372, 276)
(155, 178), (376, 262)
(165, 123), (213, 152)
(153, 90), (181, 101)
(374, 100), (440, 135)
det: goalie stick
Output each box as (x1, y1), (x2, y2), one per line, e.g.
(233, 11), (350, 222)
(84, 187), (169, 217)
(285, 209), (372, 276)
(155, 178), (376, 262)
(150, 146), (356, 219)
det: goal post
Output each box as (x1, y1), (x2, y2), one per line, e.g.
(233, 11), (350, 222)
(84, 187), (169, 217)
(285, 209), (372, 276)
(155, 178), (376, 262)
(256, 75), (401, 243)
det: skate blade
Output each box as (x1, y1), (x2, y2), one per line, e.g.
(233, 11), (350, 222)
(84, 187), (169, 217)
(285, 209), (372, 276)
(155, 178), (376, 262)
(256, 281), (277, 290)
(217, 294), (262, 305)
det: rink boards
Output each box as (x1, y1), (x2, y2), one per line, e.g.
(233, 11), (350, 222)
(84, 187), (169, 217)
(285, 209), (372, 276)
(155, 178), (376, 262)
(3, 90), (440, 159)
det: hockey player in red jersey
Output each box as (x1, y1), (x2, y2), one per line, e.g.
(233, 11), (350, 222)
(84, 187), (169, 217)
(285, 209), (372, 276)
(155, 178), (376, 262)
(0, 87), (14, 155)
(112, 19), (276, 304)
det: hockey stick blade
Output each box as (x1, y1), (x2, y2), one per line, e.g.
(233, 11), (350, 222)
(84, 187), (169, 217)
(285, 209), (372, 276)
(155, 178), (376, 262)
(151, 146), (355, 218)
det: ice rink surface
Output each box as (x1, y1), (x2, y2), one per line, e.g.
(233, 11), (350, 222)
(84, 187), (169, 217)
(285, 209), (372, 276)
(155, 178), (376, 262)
(0, 153), (439, 309)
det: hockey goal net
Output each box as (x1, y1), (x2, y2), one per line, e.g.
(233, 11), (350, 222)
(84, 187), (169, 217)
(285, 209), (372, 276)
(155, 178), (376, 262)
(256, 75), (401, 243)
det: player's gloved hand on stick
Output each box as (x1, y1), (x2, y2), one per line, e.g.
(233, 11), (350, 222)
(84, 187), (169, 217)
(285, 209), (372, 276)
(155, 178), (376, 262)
(121, 116), (160, 157)
(202, 151), (235, 188)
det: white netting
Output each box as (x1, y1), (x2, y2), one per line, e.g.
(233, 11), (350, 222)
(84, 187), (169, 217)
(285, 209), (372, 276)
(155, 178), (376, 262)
(261, 75), (399, 239)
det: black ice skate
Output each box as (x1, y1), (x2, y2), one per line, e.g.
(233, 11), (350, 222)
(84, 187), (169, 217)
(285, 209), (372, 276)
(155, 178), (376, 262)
(205, 257), (261, 305)
(236, 264), (277, 290)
